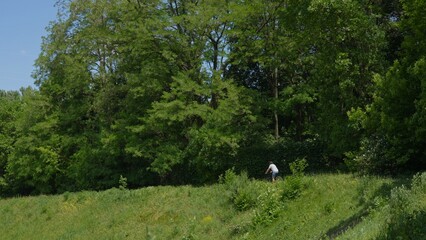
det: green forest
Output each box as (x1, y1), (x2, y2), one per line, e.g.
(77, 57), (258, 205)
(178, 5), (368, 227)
(0, 0), (425, 196)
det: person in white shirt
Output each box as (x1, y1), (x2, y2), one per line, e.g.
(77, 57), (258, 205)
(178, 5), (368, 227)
(265, 161), (279, 182)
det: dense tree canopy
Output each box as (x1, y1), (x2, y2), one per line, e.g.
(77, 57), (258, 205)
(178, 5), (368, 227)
(0, 0), (424, 195)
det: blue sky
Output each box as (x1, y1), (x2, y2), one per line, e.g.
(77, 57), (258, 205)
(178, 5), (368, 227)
(0, 1), (57, 91)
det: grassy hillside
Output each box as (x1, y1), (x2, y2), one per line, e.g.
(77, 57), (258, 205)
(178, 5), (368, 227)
(0, 172), (424, 240)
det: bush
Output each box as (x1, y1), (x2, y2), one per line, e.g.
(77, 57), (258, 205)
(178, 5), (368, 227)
(281, 175), (305, 200)
(119, 175), (128, 190)
(219, 169), (262, 211)
(220, 168), (284, 227)
(378, 172), (426, 239)
(289, 158), (308, 176)
(281, 158), (309, 200)
(252, 187), (282, 226)
(345, 135), (409, 174)
(219, 168), (238, 188)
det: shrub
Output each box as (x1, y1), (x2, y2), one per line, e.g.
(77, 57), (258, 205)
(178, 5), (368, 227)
(0, 177), (8, 196)
(345, 135), (408, 174)
(252, 187), (282, 226)
(378, 172), (426, 239)
(281, 175), (305, 200)
(119, 175), (128, 190)
(219, 168), (238, 188)
(289, 158), (308, 176)
(412, 172), (426, 194)
(219, 169), (262, 211)
(232, 184), (260, 211)
(281, 158), (309, 201)
(220, 169), (284, 227)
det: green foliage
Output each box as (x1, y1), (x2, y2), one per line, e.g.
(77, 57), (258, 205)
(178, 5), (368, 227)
(236, 136), (325, 180)
(301, 0), (386, 159)
(377, 172), (426, 239)
(220, 168), (285, 227)
(282, 158), (309, 200)
(118, 175), (128, 190)
(221, 162), (310, 228)
(289, 158), (309, 176)
(345, 135), (408, 174)
(346, 0), (426, 172)
(2, 88), (62, 195)
(1, 0), (425, 196)
(220, 169), (262, 211)
(252, 187), (282, 227)
(281, 176), (306, 201)
(0, 90), (21, 182)
(336, 172), (426, 240)
(218, 168), (238, 186)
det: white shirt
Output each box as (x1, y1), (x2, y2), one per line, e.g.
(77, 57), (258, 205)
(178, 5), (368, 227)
(267, 163), (279, 173)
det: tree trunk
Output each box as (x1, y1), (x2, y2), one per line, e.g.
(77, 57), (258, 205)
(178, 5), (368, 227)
(274, 67), (279, 139)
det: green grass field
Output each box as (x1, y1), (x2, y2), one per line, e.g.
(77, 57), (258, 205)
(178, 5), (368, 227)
(0, 172), (424, 240)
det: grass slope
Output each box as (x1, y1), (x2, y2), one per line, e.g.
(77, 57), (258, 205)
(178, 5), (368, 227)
(235, 174), (398, 240)
(0, 173), (423, 240)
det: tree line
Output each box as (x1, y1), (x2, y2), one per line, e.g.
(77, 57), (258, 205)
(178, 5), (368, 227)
(1, 0), (425, 195)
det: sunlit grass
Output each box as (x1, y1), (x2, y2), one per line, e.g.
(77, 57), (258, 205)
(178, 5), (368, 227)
(0, 173), (420, 240)
(241, 174), (396, 240)
(0, 185), (241, 239)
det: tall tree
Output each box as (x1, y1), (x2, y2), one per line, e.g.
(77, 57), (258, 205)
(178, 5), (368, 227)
(3, 88), (61, 194)
(126, 0), (264, 183)
(297, 0), (385, 159)
(33, 0), (129, 190)
(0, 90), (21, 185)
(227, 0), (288, 140)
(348, 0), (426, 172)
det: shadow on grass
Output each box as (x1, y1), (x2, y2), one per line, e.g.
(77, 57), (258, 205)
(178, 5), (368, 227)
(325, 177), (409, 239)
(325, 208), (369, 239)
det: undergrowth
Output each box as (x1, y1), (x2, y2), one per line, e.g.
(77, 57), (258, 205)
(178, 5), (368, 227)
(220, 159), (310, 228)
